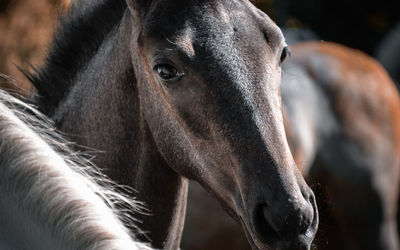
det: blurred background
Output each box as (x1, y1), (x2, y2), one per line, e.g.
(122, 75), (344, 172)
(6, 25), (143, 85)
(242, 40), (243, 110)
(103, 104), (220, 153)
(0, 0), (399, 249)
(0, 0), (71, 93)
(257, 0), (399, 54)
(0, 0), (399, 93)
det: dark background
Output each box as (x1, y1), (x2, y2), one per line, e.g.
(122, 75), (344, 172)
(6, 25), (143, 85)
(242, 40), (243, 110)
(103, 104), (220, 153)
(1, 0), (399, 92)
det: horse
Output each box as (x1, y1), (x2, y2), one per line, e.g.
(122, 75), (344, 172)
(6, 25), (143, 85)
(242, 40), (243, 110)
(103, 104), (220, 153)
(183, 40), (400, 250)
(0, 89), (151, 249)
(26, 0), (319, 249)
(284, 41), (400, 250)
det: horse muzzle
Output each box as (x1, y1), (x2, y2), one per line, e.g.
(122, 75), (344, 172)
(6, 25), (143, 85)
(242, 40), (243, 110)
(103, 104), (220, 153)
(242, 185), (318, 250)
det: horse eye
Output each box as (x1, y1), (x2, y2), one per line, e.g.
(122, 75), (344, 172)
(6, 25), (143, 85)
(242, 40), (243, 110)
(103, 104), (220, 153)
(280, 46), (291, 64)
(154, 64), (183, 81)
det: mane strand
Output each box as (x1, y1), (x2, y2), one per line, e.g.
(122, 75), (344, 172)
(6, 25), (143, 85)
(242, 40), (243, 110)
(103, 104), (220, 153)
(25, 0), (127, 115)
(0, 89), (151, 249)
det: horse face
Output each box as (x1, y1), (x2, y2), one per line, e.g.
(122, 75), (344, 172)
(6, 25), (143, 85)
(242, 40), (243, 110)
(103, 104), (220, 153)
(126, 0), (318, 248)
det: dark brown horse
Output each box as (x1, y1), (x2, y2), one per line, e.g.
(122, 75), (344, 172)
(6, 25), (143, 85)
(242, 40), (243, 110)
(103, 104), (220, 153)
(183, 41), (400, 250)
(27, 0), (318, 249)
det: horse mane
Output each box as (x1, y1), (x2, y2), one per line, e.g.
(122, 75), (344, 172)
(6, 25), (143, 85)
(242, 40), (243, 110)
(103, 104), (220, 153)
(0, 89), (151, 249)
(25, 0), (127, 115)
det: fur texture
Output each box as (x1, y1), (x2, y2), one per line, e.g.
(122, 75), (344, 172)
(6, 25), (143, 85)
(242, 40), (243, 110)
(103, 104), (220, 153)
(0, 89), (151, 250)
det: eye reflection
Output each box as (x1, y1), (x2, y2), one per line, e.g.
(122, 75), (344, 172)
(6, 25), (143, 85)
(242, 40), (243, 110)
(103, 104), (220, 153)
(154, 64), (184, 81)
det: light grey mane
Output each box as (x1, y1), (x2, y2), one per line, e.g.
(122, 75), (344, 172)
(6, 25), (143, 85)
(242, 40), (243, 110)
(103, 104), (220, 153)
(0, 89), (151, 250)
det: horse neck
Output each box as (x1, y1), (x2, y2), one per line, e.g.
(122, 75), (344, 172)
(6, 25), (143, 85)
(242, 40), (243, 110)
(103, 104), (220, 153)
(52, 12), (188, 248)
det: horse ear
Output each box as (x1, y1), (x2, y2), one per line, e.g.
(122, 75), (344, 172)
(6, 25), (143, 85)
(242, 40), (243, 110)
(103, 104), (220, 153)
(125, 0), (152, 18)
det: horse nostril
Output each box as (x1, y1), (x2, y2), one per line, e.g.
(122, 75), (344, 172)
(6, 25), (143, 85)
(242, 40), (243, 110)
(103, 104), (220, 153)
(308, 190), (319, 234)
(254, 204), (280, 243)
(254, 200), (314, 241)
(262, 204), (281, 236)
(293, 188), (319, 242)
(299, 187), (317, 227)
(253, 197), (317, 248)
(297, 195), (315, 234)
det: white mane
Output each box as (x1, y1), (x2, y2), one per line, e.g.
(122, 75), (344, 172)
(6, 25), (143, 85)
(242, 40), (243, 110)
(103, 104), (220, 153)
(0, 89), (151, 249)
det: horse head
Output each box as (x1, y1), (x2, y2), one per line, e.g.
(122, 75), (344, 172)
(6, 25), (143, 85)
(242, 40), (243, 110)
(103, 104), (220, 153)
(125, 0), (318, 248)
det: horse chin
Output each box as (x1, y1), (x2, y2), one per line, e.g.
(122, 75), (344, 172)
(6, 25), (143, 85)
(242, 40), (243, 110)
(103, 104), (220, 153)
(239, 216), (315, 250)
(239, 217), (272, 250)
(243, 228), (313, 250)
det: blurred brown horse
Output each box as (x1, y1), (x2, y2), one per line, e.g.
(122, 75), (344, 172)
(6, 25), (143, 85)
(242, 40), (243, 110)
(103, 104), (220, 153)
(284, 41), (400, 250)
(183, 41), (400, 250)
